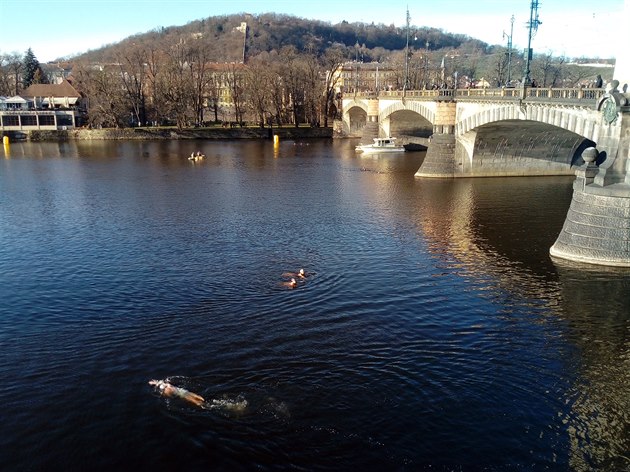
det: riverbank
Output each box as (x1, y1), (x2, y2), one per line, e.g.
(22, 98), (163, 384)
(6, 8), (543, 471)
(21, 126), (333, 141)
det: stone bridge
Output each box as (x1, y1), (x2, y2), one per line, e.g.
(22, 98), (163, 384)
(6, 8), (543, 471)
(342, 87), (609, 178)
(341, 76), (630, 267)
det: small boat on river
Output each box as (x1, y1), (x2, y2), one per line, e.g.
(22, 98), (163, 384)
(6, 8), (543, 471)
(355, 137), (405, 154)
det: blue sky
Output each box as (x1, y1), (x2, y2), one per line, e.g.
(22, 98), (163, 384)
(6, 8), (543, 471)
(0, 0), (624, 62)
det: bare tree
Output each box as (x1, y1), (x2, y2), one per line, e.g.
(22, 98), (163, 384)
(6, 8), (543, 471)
(458, 52), (480, 87)
(320, 47), (345, 126)
(277, 46), (308, 126)
(0, 53), (23, 96)
(492, 49), (509, 87)
(144, 45), (164, 125)
(158, 40), (195, 129)
(0, 54), (15, 96)
(73, 62), (129, 128)
(188, 41), (213, 125)
(533, 52), (565, 87)
(302, 53), (322, 126)
(116, 45), (148, 126)
(225, 62), (246, 125)
(205, 71), (221, 123)
(244, 59), (273, 127)
(266, 60), (288, 126)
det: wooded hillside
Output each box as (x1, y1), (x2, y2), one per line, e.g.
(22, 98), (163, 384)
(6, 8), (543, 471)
(75, 12), (490, 64)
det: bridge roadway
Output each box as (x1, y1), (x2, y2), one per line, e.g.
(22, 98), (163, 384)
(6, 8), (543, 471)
(340, 83), (630, 267)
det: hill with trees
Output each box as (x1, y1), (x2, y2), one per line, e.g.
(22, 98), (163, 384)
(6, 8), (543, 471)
(74, 13), (489, 65)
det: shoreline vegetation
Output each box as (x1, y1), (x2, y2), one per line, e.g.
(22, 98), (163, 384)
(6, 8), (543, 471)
(14, 124), (335, 142)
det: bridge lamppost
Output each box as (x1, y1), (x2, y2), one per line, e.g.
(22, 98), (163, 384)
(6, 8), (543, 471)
(523, 0), (541, 86)
(354, 41), (359, 95)
(503, 15), (514, 85)
(403, 8), (416, 94)
(423, 41), (430, 89)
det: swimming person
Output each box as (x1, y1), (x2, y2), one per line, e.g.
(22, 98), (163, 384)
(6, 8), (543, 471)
(281, 277), (297, 289)
(282, 268), (307, 279)
(149, 379), (207, 409)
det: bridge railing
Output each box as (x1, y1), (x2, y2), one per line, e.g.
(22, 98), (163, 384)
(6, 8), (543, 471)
(524, 87), (605, 101)
(456, 88), (521, 99)
(356, 87), (605, 105)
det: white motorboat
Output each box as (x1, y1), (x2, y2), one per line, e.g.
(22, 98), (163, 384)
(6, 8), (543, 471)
(355, 137), (405, 153)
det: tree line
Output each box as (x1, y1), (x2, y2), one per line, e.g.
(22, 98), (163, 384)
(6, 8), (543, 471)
(68, 41), (346, 129)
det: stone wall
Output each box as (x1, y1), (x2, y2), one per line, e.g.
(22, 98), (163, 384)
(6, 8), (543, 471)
(26, 126), (333, 141)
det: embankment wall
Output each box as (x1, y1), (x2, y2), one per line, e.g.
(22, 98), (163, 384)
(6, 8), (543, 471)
(24, 126), (333, 141)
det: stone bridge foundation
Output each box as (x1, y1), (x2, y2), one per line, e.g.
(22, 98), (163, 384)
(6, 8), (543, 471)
(357, 99), (380, 145)
(414, 101), (457, 178)
(550, 99), (630, 267)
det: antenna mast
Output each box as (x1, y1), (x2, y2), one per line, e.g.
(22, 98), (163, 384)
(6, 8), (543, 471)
(523, 1), (542, 86)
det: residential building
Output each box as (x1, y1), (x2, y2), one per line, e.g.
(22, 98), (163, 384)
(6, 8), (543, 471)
(330, 62), (403, 95)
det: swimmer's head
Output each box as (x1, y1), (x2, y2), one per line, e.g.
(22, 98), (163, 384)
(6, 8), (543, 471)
(290, 278), (297, 286)
(149, 379), (169, 390)
(299, 269), (305, 276)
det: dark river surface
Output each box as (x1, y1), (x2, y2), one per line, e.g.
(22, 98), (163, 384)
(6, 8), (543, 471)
(1, 138), (629, 471)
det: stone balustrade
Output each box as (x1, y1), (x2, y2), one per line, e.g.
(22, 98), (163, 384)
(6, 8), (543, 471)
(356, 87), (606, 104)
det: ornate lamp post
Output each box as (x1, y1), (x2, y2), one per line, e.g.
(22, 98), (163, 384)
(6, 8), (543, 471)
(503, 15), (514, 85)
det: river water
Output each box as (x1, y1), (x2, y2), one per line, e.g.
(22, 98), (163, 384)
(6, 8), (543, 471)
(1, 139), (628, 471)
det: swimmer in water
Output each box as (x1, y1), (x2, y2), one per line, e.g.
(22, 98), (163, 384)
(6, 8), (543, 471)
(282, 268), (306, 279)
(280, 277), (297, 289)
(149, 379), (207, 409)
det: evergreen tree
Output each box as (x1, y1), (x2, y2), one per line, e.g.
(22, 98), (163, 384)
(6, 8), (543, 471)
(22, 48), (47, 87)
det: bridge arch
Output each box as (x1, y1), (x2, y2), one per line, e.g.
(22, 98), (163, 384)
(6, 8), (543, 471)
(378, 101), (435, 139)
(342, 99), (369, 136)
(453, 103), (603, 176)
(455, 119), (597, 176)
(379, 100), (435, 124)
(456, 104), (601, 143)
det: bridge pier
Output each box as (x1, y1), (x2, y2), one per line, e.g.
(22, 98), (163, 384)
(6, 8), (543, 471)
(550, 84), (630, 267)
(357, 98), (380, 145)
(414, 101), (457, 178)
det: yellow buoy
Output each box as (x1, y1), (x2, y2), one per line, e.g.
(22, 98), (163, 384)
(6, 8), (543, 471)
(3, 135), (10, 158)
(273, 134), (279, 145)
